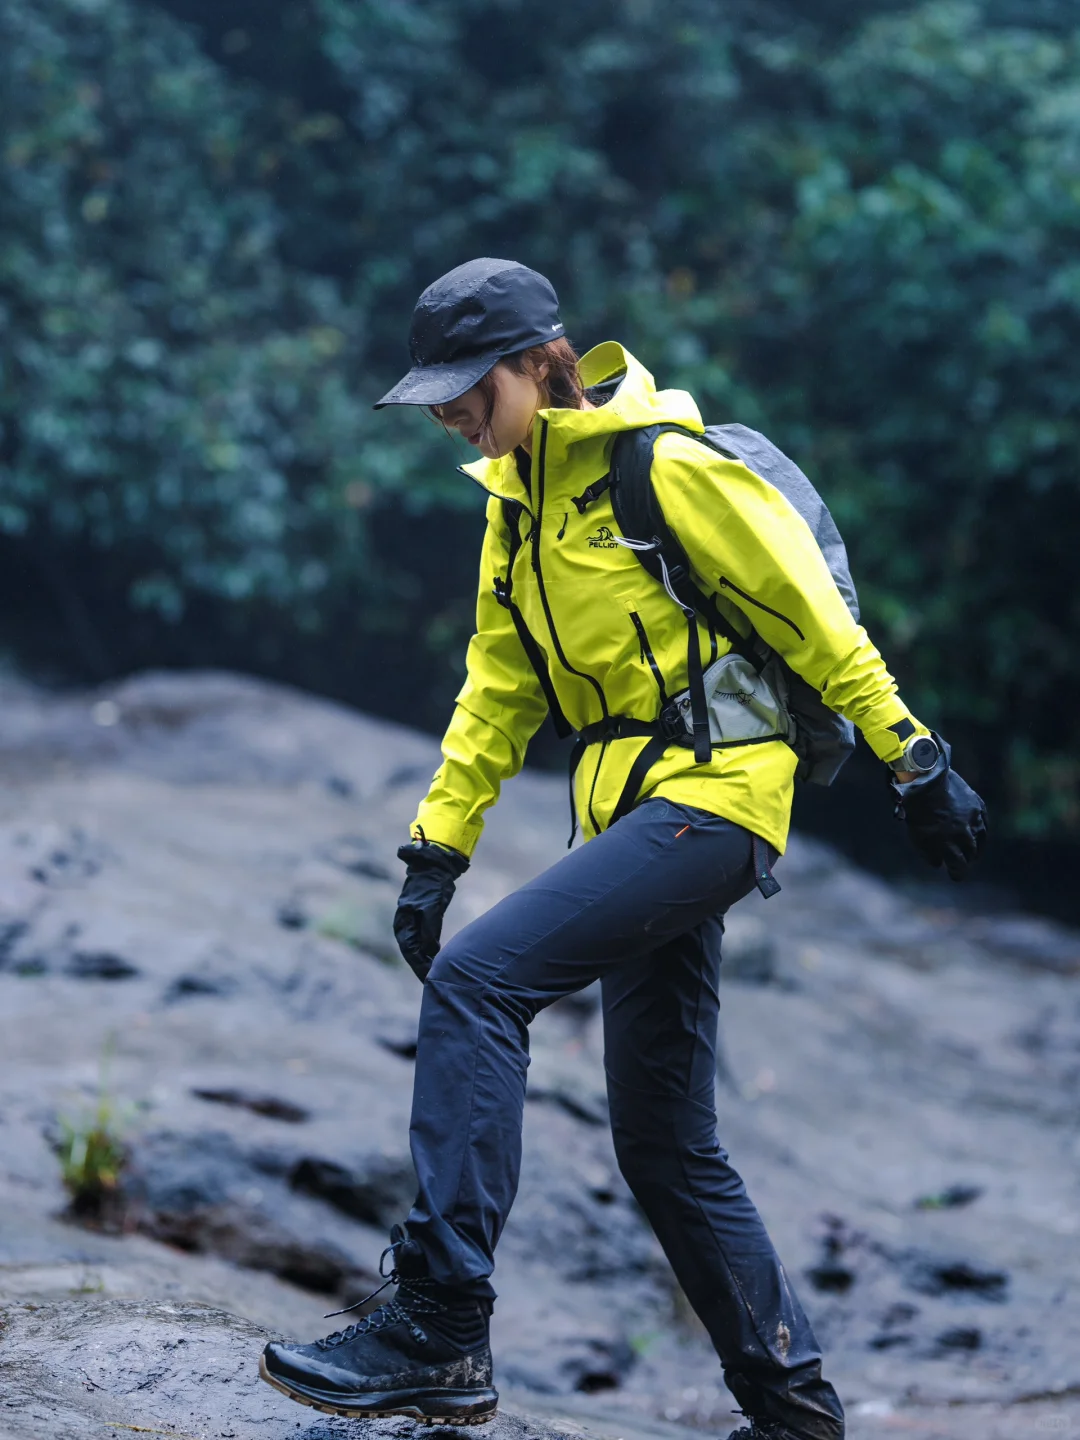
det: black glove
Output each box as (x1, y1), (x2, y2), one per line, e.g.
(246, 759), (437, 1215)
(393, 838), (470, 982)
(891, 733), (987, 882)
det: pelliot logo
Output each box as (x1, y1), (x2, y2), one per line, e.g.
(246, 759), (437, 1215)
(587, 525), (618, 549)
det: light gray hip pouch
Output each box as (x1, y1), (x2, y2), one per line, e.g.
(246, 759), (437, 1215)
(669, 651), (795, 746)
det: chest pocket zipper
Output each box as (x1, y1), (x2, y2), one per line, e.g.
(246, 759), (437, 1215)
(628, 611), (669, 706)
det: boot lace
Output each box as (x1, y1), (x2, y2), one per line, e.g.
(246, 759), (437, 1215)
(315, 1235), (445, 1352)
(727, 1420), (790, 1440)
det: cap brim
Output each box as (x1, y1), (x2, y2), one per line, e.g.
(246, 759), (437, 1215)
(373, 353), (498, 410)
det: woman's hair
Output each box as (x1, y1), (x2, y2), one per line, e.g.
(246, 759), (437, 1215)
(500, 336), (585, 409)
(430, 336), (584, 440)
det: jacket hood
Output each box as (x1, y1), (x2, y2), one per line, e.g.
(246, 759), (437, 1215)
(459, 341), (704, 501)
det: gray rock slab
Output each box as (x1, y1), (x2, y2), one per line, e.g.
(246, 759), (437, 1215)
(0, 1295), (1076, 1440)
(0, 1296), (632, 1440)
(0, 671), (1078, 1438)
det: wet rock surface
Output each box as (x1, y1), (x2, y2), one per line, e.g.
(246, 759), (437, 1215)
(1, 1295), (1073, 1440)
(0, 670), (1078, 1440)
(0, 1296), (618, 1440)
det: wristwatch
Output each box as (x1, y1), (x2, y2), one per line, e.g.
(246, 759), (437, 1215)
(893, 735), (940, 775)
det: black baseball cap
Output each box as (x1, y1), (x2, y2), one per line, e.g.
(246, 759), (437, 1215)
(374, 258), (565, 409)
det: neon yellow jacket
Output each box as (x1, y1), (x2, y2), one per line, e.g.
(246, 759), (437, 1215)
(412, 342), (928, 858)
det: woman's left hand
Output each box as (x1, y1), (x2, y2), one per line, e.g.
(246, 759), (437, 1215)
(891, 735), (987, 881)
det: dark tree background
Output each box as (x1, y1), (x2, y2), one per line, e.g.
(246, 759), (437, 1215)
(1, 0), (1078, 913)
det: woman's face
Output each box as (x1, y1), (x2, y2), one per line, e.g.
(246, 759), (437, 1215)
(437, 360), (547, 459)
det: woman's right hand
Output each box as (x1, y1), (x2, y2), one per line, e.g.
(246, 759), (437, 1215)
(393, 838), (470, 982)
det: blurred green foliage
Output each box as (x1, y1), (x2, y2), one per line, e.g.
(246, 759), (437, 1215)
(1, 0), (1078, 851)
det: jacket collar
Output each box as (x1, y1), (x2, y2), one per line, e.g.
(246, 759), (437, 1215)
(458, 342), (704, 504)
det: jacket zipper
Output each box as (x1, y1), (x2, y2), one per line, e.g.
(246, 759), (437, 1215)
(532, 419), (609, 834)
(718, 575), (805, 641)
(628, 611), (669, 705)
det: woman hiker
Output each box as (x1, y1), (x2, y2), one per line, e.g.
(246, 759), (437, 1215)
(260, 259), (987, 1440)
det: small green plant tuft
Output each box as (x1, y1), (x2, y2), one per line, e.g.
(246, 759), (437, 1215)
(56, 1042), (129, 1222)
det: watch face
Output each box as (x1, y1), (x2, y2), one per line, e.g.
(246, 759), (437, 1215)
(910, 737), (938, 770)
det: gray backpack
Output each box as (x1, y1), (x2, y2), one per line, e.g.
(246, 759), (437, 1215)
(605, 422), (859, 788)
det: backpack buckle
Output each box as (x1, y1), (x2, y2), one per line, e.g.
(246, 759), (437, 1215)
(659, 702), (687, 742)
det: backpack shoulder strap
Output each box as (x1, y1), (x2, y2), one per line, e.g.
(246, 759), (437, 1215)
(609, 425), (731, 763)
(609, 426), (758, 666)
(494, 497), (525, 600)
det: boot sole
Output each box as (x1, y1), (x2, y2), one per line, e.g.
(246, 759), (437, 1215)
(258, 1354), (499, 1424)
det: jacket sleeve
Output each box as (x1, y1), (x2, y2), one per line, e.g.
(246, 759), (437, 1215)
(653, 434), (930, 766)
(411, 500), (550, 857)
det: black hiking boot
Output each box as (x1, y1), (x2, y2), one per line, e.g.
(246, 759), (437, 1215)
(260, 1225), (498, 1423)
(727, 1420), (815, 1440)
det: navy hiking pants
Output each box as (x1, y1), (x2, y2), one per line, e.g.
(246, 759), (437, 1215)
(407, 799), (844, 1439)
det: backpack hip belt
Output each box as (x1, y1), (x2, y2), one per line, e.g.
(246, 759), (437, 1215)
(566, 712), (689, 849)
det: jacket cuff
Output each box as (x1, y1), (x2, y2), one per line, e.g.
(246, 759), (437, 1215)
(861, 711), (933, 766)
(410, 805), (485, 859)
